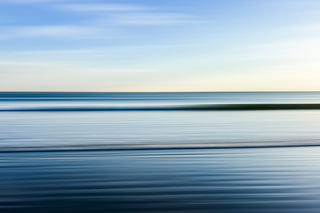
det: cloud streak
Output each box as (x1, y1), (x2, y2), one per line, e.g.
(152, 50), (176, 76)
(0, 0), (67, 3)
(0, 25), (103, 39)
(109, 13), (195, 25)
(59, 2), (195, 26)
(0, 1), (196, 40)
(60, 3), (149, 12)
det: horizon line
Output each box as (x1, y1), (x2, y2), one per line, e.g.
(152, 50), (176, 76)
(1, 91), (320, 93)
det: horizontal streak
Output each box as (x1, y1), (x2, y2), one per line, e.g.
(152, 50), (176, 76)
(1, 141), (320, 153)
(2, 104), (320, 112)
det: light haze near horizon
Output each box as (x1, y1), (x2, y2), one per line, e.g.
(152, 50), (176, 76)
(1, 0), (320, 92)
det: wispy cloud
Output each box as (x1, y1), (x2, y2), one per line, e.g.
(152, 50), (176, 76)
(59, 2), (196, 26)
(267, 0), (320, 8)
(0, 0), (67, 3)
(60, 3), (149, 12)
(0, 1), (196, 40)
(0, 25), (102, 39)
(109, 13), (195, 25)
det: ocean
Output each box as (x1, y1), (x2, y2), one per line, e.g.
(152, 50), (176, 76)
(1, 92), (320, 212)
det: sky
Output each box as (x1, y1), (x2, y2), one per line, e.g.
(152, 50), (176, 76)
(1, 0), (320, 92)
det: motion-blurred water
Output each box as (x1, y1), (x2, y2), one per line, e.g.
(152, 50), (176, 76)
(1, 92), (320, 212)
(1, 92), (320, 150)
(2, 148), (320, 213)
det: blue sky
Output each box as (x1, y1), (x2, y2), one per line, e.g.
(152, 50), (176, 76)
(1, 0), (320, 91)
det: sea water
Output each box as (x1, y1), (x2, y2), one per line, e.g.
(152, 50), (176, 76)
(1, 92), (320, 212)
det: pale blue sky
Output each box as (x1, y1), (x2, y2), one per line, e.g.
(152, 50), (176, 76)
(1, 0), (320, 91)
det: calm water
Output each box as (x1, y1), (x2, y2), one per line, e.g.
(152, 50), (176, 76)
(1, 92), (320, 212)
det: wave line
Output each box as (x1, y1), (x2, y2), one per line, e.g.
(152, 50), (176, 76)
(2, 103), (320, 112)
